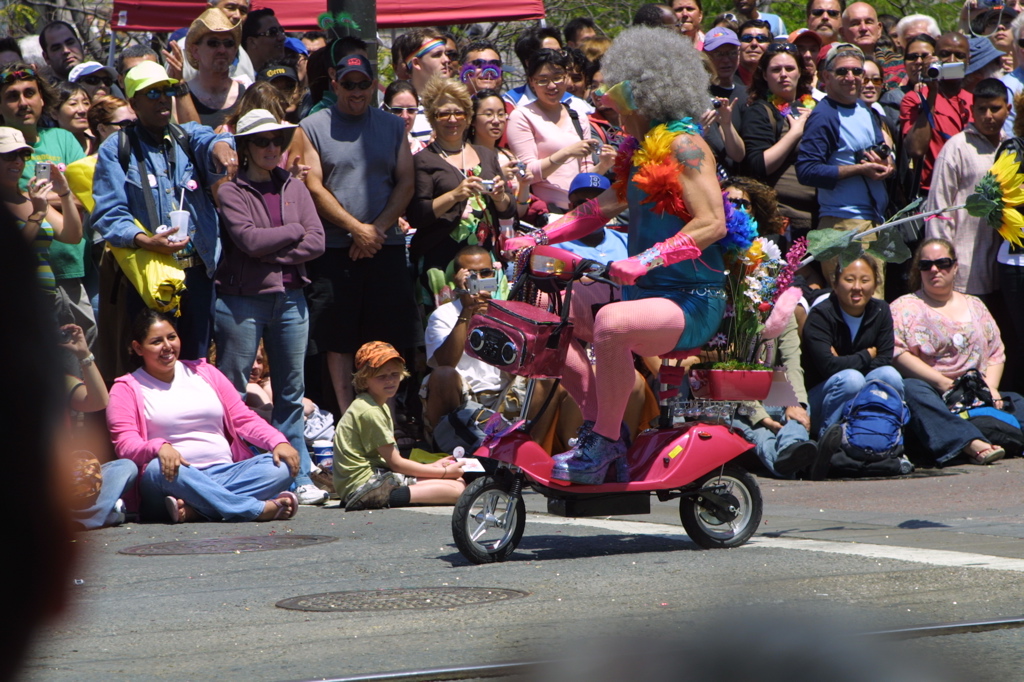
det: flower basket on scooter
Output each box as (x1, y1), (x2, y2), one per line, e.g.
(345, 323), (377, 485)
(689, 367), (773, 401)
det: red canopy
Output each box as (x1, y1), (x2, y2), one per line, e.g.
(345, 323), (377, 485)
(110, 0), (545, 32)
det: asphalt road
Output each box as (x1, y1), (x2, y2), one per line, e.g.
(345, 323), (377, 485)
(22, 458), (1024, 682)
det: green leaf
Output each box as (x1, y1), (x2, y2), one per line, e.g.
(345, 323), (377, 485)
(837, 242), (867, 270)
(965, 193), (999, 219)
(807, 228), (856, 262)
(864, 227), (913, 264)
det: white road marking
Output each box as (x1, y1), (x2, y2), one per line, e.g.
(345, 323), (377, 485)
(408, 507), (1024, 572)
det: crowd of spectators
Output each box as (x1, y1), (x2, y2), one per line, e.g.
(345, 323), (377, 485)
(9, 0), (1024, 519)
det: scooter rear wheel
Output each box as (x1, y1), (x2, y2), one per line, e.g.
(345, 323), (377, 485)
(452, 475), (526, 564)
(679, 465), (762, 549)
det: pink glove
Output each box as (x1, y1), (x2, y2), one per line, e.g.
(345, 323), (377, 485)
(503, 235), (537, 253)
(612, 233), (702, 285)
(608, 258), (649, 286)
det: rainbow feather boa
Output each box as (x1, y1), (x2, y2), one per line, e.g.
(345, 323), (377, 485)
(612, 119), (758, 253)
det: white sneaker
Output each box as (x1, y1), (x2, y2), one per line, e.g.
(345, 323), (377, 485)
(295, 484), (329, 506)
(104, 498), (126, 526)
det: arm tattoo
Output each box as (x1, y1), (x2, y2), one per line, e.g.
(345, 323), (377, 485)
(674, 136), (706, 172)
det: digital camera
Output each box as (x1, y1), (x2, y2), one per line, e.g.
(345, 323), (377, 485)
(479, 179), (496, 192)
(923, 61), (966, 81)
(467, 271), (497, 295)
(853, 143), (892, 163)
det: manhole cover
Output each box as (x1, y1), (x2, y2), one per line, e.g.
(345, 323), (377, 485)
(119, 535), (337, 555)
(276, 587), (529, 612)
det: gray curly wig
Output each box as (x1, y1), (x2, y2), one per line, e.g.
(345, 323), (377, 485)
(601, 27), (710, 124)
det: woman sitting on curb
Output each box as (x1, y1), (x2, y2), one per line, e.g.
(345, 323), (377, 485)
(107, 310), (301, 522)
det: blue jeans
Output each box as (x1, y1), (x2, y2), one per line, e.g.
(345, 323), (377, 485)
(808, 366), (905, 438)
(733, 407), (810, 478)
(140, 454), (292, 521)
(73, 459), (138, 530)
(214, 289), (313, 487)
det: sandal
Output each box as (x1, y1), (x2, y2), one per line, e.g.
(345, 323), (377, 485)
(272, 491), (298, 520)
(164, 496), (185, 524)
(969, 445), (1005, 465)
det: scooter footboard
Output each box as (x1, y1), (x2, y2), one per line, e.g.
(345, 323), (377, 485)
(630, 423), (754, 488)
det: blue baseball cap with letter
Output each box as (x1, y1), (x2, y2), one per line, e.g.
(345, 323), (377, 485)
(569, 172), (611, 195)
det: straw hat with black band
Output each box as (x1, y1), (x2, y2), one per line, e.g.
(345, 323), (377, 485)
(185, 7), (243, 70)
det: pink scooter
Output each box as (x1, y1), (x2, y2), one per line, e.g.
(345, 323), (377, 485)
(450, 247), (763, 564)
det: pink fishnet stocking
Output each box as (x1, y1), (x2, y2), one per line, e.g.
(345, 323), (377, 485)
(591, 298), (685, 440)
(558, 282), (617, 421)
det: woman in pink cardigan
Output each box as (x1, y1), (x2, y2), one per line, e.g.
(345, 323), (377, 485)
(107, 310), (301, 523)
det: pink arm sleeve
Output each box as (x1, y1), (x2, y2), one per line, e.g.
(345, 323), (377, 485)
(106, 381), (167, 469)
(505, 198), (612, 252)
(609, 232), (702, 285)
(506, 109), (543, 180)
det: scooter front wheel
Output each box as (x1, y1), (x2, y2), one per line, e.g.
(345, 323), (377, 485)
(452, 475), (526, 564)
(679, 465), (762, 549)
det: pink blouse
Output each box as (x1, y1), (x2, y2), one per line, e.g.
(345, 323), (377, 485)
(506, 100), (596, 210)
(891, 292), (1005, 379)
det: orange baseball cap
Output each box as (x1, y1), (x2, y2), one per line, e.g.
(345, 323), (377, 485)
(354, 341), (404, 370)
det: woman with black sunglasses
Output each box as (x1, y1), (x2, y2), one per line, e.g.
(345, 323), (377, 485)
(212, 108), (327, 505)
(736, 19), (773, 86)
(892, 238), (1024, 466)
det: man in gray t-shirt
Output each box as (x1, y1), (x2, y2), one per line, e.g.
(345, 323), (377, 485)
(296, 53), (416, 414)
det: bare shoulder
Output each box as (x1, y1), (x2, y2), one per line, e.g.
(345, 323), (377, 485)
(671, 133), (708, 173)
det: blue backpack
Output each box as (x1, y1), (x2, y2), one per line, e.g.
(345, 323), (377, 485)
(839, 379), (909, 463)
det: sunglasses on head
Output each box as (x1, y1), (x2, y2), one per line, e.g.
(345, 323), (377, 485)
(811, 8), (840, 17)
(204, 38), (236, 49)
(0, 66), (36, 86)
(0, 149), (31, 162)
(247, 134), (287, 148)
(385, 104), (419, 115)
(740, 34), (771, 43)
(141, 86), (181, 99)
(917, 257), (956, 271)
(80, 74), (112, 86)
(832, 66), (865, 77)
(338, 79), (372, 90)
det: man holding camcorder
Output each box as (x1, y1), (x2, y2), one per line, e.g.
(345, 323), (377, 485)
(899, 31), (972, 194)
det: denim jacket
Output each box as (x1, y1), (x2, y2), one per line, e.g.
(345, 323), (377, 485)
(92, 122), (233, 277)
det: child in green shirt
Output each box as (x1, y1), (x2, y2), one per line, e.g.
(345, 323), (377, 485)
(334, 341), (466, 511)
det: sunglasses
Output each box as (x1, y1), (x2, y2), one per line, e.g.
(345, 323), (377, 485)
(248, 134), (287, 148)
(811, 8), (841, 17)
(435, 109), (466, 120)
(0, 149), (31, 162)
(470, 268), (496, 278)
(740, 34), (771, 43)
(141, 86), (182, 99)
(937, 50), (968, 60)
(106, 119), (135, 128)
(203, 38), (236, 49)
(80, 74), (112, 87)
(832, 66), (865, 77)
(904, 51), (932, 62)
(255, 26), (284, 38)
(0, 67), (36, 86)
(338, 80), (372, 90)
(729, 197), (751, 209)
(385, 105), (419, 115)
(917, 257), (956, 271)
(863, 76), (883, 85)
(468, 58), (502, 69)
(444, 50), (459, 61)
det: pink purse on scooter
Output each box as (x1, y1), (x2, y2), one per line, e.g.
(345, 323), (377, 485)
(466, 299), (574, 379)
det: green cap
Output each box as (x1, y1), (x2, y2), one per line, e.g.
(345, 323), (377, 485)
(124, 61), (178, 98)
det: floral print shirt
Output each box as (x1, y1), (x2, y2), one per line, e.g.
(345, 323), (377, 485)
(891, 293), (1005, 380)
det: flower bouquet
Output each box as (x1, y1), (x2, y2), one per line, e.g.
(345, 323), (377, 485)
(690, 203), (805, 401)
